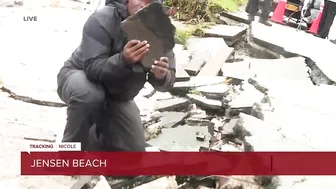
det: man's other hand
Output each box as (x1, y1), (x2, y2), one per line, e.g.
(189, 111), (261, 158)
(122, 40), (149, 64)
(151, 57), (169, 80)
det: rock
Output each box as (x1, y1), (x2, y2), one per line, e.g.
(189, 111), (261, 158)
(153, 111), (190, 128)
(154, 97), (190, 112)
(187, 94), (223, 111)
(121, 2), (175, 69)
(247, 78), (269, 94)
(184, 52), (209, 76)
(197, 84), (230, 99)
(147, 126), (211, 151)
(196, 132), (206, 141)
(204, 25), (247, 46)
(144, 122), (162, 140)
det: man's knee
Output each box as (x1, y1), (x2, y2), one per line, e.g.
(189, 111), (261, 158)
(59, 70), (105, 105)
(80, 85), (105, 105)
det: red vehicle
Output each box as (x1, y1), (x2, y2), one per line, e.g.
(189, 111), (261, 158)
(272, 0), (323, 28)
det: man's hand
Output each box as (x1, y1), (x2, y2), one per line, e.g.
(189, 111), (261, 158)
(151, 57), (169, 80)
(122, 40), (149, 64)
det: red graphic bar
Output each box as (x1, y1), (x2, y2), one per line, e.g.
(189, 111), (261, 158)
(21, 152), (336, 175)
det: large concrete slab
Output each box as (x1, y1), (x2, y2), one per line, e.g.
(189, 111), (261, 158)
(0, 8), (89, 104)
(251, 22), (336, 83)
(204, 24), (247, 46)
(222, 57), (310, 82)
(0, 91), (75, 186)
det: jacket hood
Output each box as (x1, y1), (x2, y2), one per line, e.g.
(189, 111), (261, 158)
(105, 0), (128, 19)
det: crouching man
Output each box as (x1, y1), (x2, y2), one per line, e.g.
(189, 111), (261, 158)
(56, 0), (176, 151)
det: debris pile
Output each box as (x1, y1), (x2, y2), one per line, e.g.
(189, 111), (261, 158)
(2, 4), (336, 188)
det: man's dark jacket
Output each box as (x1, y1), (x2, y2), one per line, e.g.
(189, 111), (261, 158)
(64, 0), (176, 101)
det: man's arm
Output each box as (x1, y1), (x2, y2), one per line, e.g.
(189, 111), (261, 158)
(82, 9), (132, 83)
(148, 50), (176, 92)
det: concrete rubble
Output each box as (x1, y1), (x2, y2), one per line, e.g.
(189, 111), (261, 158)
(1, 3), (336, 189)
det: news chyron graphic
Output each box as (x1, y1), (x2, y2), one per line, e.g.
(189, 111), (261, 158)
(23, 141), (81, 153)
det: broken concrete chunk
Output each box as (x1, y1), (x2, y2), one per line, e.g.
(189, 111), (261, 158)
(228, 82), (265, 115)
(221, 61), (251, 80)
(204, 25), (247, 46)
(121, 2), (175, 69)
(144, 122), (162, 141)
(151, 91), (173, 101)
(248, 78), (269, 94)
(147, 126), (211, 151)
(187, 94), (223, 111)
(220, 143), (242, 152)
(154, 111), (190, 128)
(222, 118), (239, 135)
(175, 64), (191, 82)
(197, 84), (230, 99)
(196, 132), (206, 141)
(186, 118), (213, 127)
(234, 113), (282, 140)
(188, 109), (212, 119)
(209, 117), (224, 135)
(154, 97), (190, 112)
(184, 52), (209, 76)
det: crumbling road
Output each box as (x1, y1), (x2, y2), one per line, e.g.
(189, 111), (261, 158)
(1, 4), (336, 189)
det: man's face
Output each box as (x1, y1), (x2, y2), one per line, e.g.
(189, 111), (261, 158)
(127, 0), (152, 16)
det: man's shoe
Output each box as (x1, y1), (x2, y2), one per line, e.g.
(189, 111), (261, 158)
(258, 19), (272, 26)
